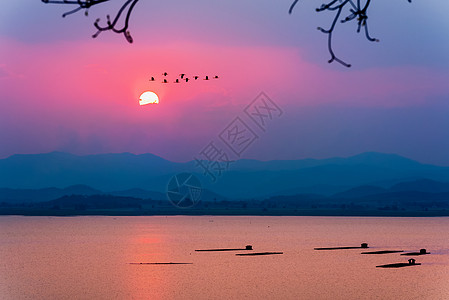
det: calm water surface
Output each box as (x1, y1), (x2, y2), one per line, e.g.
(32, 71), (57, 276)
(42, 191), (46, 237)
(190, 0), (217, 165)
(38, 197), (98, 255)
(1, 216), (448, 299)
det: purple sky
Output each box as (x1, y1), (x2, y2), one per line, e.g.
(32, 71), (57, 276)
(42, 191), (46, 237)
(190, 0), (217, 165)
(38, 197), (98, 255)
(1, 0), (448, 165)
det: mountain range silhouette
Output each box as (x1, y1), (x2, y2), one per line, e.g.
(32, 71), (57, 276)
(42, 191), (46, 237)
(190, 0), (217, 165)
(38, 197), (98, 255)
(1, 151), (448, 200)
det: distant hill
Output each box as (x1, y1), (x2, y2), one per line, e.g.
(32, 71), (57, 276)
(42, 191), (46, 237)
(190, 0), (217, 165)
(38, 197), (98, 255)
(208, 164), (448, 199)
(0, 185), (227, 204)
(332, 185), (388, 199)
(231, 152), (424, 172)
(277, 184), (351, 197)
(0, 152), (189, 192)
(63, 184), (102, 195)
(332, 179), (449, 198)
(1, 180), (449, 216)
(0, 185), (102, 204)
(42, 194), (156, 210)
(389, 179), (449, 193)
(108, 188), (165, 200)
(263, 191), (449, 211)
(108, 187), (226, 202)
(1, 151), (449, 199)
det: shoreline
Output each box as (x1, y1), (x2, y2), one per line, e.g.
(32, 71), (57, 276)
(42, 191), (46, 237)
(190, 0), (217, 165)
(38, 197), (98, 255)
(1, 208), (448, 217)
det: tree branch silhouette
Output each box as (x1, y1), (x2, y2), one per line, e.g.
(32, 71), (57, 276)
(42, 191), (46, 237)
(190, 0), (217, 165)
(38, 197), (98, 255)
(41, 0), (140, 43)
(42, 0), (413, 67)
(289, 0), (412, 67)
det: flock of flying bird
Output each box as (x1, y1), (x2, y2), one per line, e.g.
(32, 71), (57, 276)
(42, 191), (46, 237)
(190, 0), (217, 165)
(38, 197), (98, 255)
(149, 73), (220, 84)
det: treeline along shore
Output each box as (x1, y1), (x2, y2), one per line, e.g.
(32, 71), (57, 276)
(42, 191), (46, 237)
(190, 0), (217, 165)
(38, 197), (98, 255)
(1, 193), (448, 217)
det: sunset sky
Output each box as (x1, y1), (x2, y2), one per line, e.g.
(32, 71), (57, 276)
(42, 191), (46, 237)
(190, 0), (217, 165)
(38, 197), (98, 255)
(1, 0), (448, 165)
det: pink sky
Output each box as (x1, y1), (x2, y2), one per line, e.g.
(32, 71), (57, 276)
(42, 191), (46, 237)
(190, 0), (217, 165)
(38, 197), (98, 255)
(1, 1), (449, 164)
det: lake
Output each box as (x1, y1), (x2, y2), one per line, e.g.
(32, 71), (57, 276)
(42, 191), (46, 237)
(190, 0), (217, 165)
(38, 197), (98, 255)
(1, 216), (448, 299)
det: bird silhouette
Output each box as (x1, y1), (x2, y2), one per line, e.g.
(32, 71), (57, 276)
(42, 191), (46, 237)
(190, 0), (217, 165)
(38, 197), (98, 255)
(193, 76), (199, 80)
(174, 79), (180, 83)
(163, 72), (168, 76)
(185, 78), (189, 82)
(150, 77), (155, 81)
(214, 76), (219, 79)
(204, 76), (209, 80)
(162, 79), (168, 83)
(179, 73), (186, 79)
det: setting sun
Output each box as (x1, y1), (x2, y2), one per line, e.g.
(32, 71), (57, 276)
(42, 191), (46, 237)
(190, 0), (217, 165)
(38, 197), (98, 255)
(139, 91), (159, 105)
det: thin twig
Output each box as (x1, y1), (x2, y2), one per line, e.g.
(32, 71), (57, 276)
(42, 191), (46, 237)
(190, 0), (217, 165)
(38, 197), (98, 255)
(289, 0), (412, 67)
(41, 0), (140, 43)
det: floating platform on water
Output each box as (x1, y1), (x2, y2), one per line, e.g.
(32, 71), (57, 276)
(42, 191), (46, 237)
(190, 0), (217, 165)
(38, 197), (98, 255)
(236, 252), (283, 256)
(376, 259), (420, 268)
(401, 249), (430, 256)
(361, 250), (404, 255)
(315, 243), (369, 250)
(129, 262), (193, 265)
(196, 245), (253, 252)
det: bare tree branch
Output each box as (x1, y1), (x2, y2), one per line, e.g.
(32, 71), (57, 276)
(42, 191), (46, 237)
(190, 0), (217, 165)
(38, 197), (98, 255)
(290, 0), (412, 67)
(41, 0), (140, 43)
(42, 0), (413, 67)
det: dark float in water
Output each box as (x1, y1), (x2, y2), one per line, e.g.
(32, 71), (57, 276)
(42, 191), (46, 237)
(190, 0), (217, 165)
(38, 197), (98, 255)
(236, 252), (283, 256)
(361, 250), (404, 254)
(129, 262), (193, 265)
(195, 245), (253, 252)
(376, 258), (421, 268)
(401, 248), (430, 256)
(314, 243), (369, 250)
